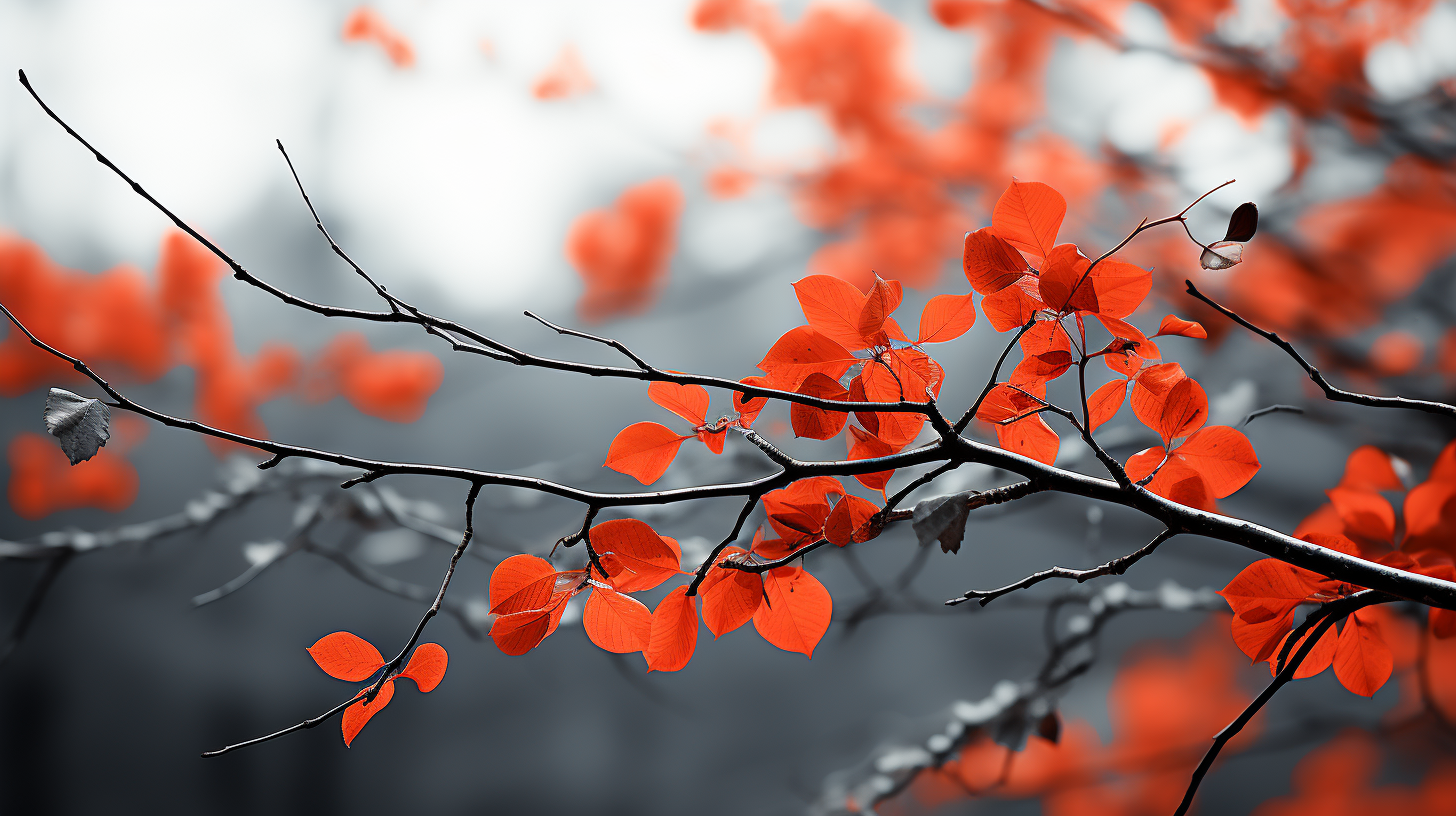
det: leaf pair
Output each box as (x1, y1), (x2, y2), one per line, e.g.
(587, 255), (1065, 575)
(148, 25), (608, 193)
(605, 380), (727, 485)
(306, 632), (447, 746)
(700, 538), (835, 657)
(1200, 202), (1258, 270)
(488, 519), (681, 656)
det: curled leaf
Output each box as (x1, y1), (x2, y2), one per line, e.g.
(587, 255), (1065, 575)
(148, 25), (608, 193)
(44, 388), (112, 465)
(1200, 241), (1244, 270)
(1224, 202), (1259, 242)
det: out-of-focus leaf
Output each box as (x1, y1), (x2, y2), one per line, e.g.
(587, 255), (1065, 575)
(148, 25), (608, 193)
(911, 490), (977, 554)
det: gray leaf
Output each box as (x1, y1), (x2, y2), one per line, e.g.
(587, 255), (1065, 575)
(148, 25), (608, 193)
(43, 388), (111, 465)
(911, 490), (978, 554)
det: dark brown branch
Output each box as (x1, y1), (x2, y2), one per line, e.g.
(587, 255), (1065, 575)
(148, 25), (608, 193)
(947, 528), (1176, 606)
(1172, 591), (1391, 816)
(1186, 281), (1456, 419)
(954, 319), (1036, 434)
(720, 539), (830, 574)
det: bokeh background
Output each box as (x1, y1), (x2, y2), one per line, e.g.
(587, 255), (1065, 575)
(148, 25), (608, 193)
(3, 1), (1456, 814)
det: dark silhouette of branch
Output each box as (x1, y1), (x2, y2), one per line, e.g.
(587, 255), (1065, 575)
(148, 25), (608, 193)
(947, 528), (1176, 606)
(1186, 281), (1456, 419)
(1243, 404), (1305, 426)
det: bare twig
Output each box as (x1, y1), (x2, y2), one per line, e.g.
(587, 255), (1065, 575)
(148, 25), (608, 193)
(947, 528), (1176, 606)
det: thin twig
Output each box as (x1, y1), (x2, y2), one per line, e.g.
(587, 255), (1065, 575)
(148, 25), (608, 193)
(1242, 404), (1304, 426)
(947, 529), (1176, 606)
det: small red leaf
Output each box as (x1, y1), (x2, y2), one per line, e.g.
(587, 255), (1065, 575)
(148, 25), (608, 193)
(734, 376), (770, 428)
(308, 632), (386, 682)
(963, 228), (1026, 294)
(592, 519), (680, 592)
(758, 326), (858, 391)
(583, 584), (653, 653)
(699, 548), (763, 639)
(824, 494), (881, 546)
(342, 679), (395, 747)
(1333, 610), (1393, 696)
(790, 372), (850, 440)
(1087, 379), (1128, 433)
(399, 643), (447, 692)
(645, 586), (698, 671)
(753, 566), (832, 657)
(991, 180), (1065, 261)
(605, 422), (691, 485)
(1154, 314), (1207, 340)
(917, 292), (977, 344)
(793, 274), (871, 351)
(648, 381), (709, 426)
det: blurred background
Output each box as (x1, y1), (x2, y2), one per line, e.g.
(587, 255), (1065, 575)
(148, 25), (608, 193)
(3, 0), (1456, 813)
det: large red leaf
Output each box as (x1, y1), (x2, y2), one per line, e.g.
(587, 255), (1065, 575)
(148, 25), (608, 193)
(699, 547), (763, 639)
(648, 381), (709, 426)
(790, 372), (850, 440)
(793, 274), (870, 351)
(1175, 426), (1260, 498)
(342, 678), (394, 747)
(996, 413), (1059, 465)
(1333, 610), (1393, 696)
(308, 632), (387, 682)
(1325, 487), (1396, 543)
(758, 326), (858, 390)
(991, 180), (1065, 261)
(398, 643), (447, 692)
(583, 584), (653, 653)
(753, 566), (832, 657)
(489, 554), (560, 615)
(1037, 244), (1092, 314)
(981, 275), (1045, 332)
(824, 494), (881, 546)
(592, 518), (681, 592)
(645, 586), (698, 671)
(605, 422), (691, 485)
(1084, 258), (1151, 319)
(1087, 379), (1128, 433)
(857, 276), (903, 340)
(963, 228), (1027, 294)
(917, 293), (977, 344)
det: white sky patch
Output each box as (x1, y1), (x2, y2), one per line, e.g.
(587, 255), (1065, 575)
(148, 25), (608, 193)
(1366, 2), (1456, 102)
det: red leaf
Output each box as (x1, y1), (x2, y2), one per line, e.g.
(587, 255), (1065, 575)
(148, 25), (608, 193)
(855, 349), (942, 446)
(1087, 379), (1128, 433)
(1154, 314), (1207, 340)
(1175, 426), (1260, 498)
(1097, 315), (1160, 376)
(846, 426), (897, 492)
(977, 382), (1045, 424)
(488, 554), (560, 615)
(490, 605), (562, 656)
(991, 180), (1065, 261)
(1131, 364), (1208, 442)
(753, 566), (832, 657)
(1269, 622), (1338, 678)
(1219, 558), (1320, 663)
(697, 427), (726, 454)
(1037, 244), (1092, 314)
(1084, 258), (1151, 319)
(699, 547), (763, 638)
(963, 228), (1027, 295)
(790, 372), (850, 440)
(645, 586), (698, 671)
(591, 519), (681, 592)
(648, 381), (709, 426)
(1338, 445), (1403, 492)
(1325, 487), (1396, 543)
(734, 375), (770, 428)
(583, 584), (653, 653)
(824, 494), (881, 546)
(996, 414), (1059, 465)
(341, 679), (395, 747)
(605, 422), (691, 485)
(1333, 610), (1393, 696)
(980, 276), (1045, 332)
(758, 326), (858, 391)
(793, 274), (871, 351)
(399, 643), (447, 692)
(857, 276), (903, 340)
(917, 293), (977, 344)
(308, 632), (386, 682)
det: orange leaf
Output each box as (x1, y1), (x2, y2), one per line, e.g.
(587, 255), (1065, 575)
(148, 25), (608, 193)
(1326, 487), (1396, 543)
(341, 679), (395, 747)
(1270, 623), (1338, 679)
(734, 375), (770, 428)
(1087, 379), (1127, 433)
(1175, 426), (1259, 498)
(1333, 610), (1393, 696)
(962, 228), (1027, 294)
(645, 586), (698, 671)
(308, 632), (386, 682)
(399, 643), (447, 692)
(1339, 445), (1403, 492)
(1084, 258), (1151, 319)
(793, 274), (871, 351)
(976, 383), (1045, 424)
(996, 414), (1059, 465)
(758, 326), (858, 391)
(488, 554), (560, 615)
(583, 584), (653, 653)
(991, 180), (1065, 261)
(648, 381), (709, 426)
(824, 494), (881, 546)
(980, 275), (1045, 332)
(790, 372), (850, 440)
(699, 548), (763, 638)
(1037, 244), (1092, 314)
(491, 605), (563, 656)
(591, 519), (681, 592)
(753, 566), (832, 657)
(1153, 314), (1207, 340)
(857, 276), (903, 340)
(847, 425), (897, 492)
(917, 293), (977, 344)
(605, 421), (691, 485)
(697, 427), (726, 454)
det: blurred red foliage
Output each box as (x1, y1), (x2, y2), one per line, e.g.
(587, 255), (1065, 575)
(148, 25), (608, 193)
(342, 7), (415, 68)
(566, 178), (684, 321)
